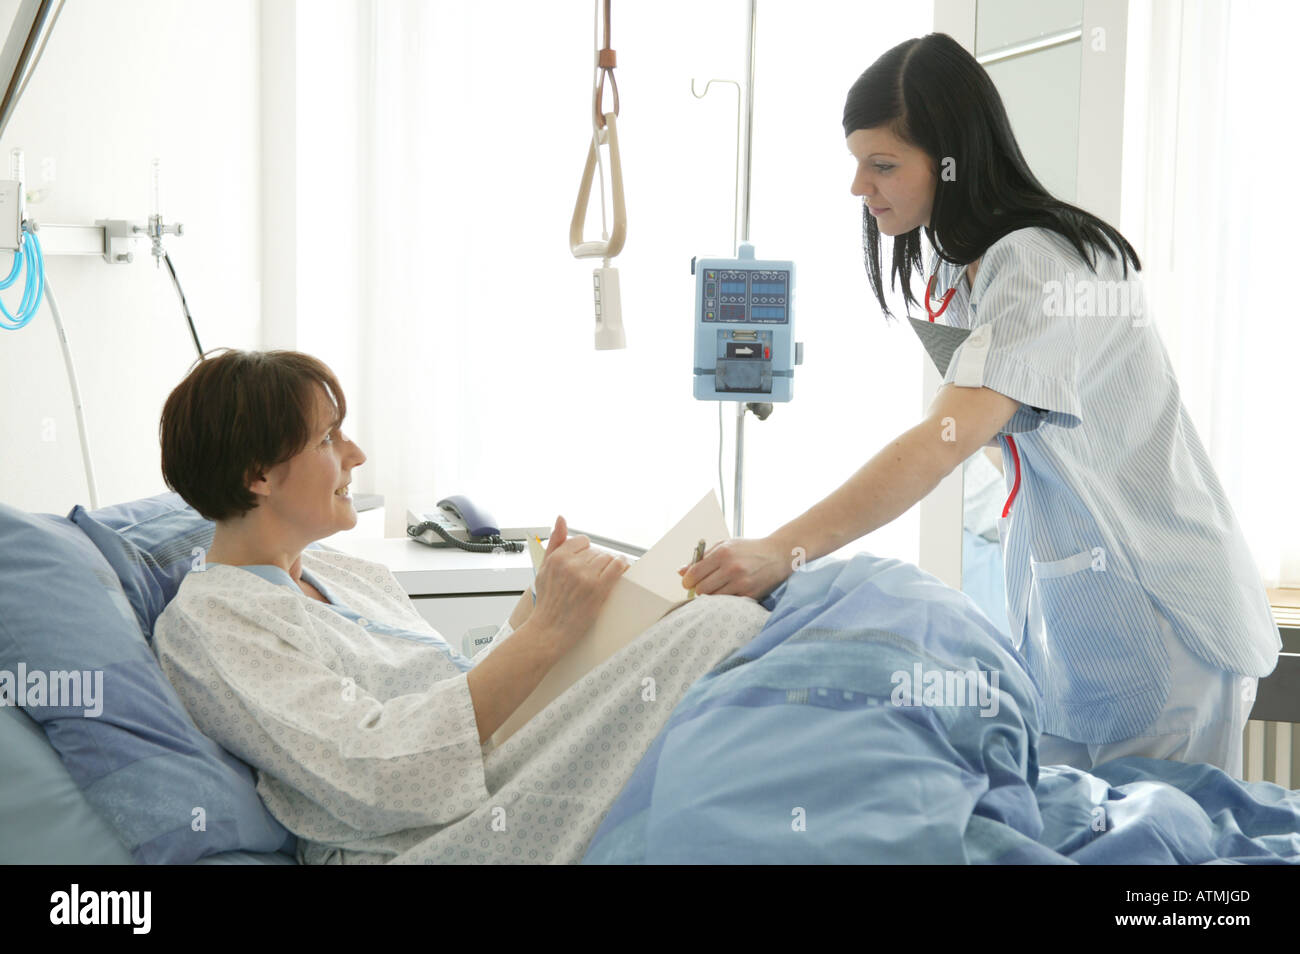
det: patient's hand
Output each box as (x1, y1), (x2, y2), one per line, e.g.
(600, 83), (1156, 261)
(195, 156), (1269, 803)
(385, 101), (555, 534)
(509, 515), (573, 630)
(545, 514), (568, 554)
(528, 517), (630, 657)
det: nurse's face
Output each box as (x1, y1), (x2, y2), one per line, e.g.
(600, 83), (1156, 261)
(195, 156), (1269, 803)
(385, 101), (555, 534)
(847, 126), (937, 236)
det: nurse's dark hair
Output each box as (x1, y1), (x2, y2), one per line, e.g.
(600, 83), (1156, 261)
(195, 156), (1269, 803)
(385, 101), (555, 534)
(160, 348), (347, 521)
(844, 32), (1141, 319)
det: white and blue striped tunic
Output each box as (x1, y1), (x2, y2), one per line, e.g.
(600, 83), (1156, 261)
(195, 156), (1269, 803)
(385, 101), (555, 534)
(923, 226), (1280, 744)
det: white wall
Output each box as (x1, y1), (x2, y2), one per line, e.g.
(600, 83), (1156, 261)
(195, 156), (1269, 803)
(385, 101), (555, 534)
(0, 0), (260, 514)
(274, 0), (933, 558)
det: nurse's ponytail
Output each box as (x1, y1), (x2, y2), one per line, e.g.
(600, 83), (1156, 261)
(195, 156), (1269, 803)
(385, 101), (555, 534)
(844, 32), (1141, 321)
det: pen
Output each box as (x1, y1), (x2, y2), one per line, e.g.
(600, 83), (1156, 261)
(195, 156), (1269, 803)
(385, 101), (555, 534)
(687, 538), (706, 599)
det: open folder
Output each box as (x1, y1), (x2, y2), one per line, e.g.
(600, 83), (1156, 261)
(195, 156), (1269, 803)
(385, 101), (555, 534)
(488, 491), (730, 747)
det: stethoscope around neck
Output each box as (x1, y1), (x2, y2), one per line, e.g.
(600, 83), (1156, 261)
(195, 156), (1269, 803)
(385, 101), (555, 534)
(921, 259), (1022, 518)
(924, 265), (961, 322)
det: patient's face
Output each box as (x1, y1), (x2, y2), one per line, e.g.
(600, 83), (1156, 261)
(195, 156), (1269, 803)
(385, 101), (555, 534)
(259, 386), (366, 543)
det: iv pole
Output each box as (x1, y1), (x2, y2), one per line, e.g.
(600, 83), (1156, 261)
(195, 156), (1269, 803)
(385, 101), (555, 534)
(733, 0), (759, 538)
(691, 0), (769, 537)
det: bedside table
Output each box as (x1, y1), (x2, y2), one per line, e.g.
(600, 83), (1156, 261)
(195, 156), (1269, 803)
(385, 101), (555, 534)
(331, 535), (534, 648)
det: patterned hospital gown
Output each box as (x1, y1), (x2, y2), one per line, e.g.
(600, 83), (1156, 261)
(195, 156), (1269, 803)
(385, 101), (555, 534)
(152, 549), (770, 864)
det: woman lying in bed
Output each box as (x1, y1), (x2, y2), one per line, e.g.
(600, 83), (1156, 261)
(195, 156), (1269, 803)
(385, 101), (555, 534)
(152, 348), (770, 864)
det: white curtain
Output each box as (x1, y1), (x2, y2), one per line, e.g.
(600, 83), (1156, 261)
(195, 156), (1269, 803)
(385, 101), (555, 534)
(331, 0), (932, 552)
(1127, 0), (1300, 588)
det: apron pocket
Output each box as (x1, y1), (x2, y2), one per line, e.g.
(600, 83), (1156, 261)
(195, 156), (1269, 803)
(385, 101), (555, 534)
(1027, 549), (1170, 742)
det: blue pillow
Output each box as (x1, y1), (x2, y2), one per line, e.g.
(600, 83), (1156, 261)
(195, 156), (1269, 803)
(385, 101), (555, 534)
(0, 503), (292, 863)
(68, 507), (173, 645)
(79, 493), (215, 639)
(89, 491), (206, 538)
(0, 703), (135, 863)
(79, 492), (319, 642)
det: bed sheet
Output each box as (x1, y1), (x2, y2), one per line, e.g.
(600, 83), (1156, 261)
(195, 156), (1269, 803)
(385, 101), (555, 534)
(582, 554), (1300, 864)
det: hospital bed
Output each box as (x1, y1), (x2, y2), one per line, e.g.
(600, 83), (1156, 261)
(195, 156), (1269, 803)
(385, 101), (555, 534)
(2, 492), (1299, 864)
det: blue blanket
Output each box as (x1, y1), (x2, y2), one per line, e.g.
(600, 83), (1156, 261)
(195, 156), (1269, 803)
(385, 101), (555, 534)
(582, 555), (1300, 864)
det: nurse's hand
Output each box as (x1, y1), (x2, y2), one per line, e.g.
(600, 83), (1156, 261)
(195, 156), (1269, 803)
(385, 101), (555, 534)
(529, 518), (631, 657)
(678, 535), (790, 601)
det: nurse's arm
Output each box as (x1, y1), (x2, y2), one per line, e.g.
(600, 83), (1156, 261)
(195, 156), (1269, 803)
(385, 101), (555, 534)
(770, 384), (1020, 563)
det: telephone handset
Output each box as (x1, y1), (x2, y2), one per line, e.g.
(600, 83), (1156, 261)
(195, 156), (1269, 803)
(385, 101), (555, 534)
(406, 495), (529, 552)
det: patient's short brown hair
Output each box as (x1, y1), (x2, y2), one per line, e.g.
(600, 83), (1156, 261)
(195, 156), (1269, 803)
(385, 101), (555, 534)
(160, 349), (347, 521)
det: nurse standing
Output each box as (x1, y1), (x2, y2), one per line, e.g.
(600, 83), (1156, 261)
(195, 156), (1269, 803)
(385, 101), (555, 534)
(679, 33), (1280, 776)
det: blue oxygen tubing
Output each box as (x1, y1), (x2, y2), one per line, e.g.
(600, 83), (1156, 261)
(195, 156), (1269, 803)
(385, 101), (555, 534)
(0, 223), (44, 330)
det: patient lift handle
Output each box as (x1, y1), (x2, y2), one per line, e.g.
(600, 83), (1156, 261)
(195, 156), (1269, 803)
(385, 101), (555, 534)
(570, 0), (625, 260)
(570, 112), (626, 259)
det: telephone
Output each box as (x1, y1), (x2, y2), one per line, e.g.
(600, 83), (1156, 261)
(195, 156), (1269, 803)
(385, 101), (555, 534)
(407, 495), (544, 553)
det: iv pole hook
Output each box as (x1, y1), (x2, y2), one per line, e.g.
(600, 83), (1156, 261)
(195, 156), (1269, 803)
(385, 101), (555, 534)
(689, 78), (742, 258)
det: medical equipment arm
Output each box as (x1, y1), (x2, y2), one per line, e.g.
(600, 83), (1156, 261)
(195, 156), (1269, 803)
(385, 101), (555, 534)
(770, 384), (1020, 566)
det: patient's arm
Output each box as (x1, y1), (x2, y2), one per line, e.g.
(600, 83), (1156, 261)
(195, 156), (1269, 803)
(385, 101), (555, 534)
(506, 590), (533, 630)
(466, 618), (569, 742)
